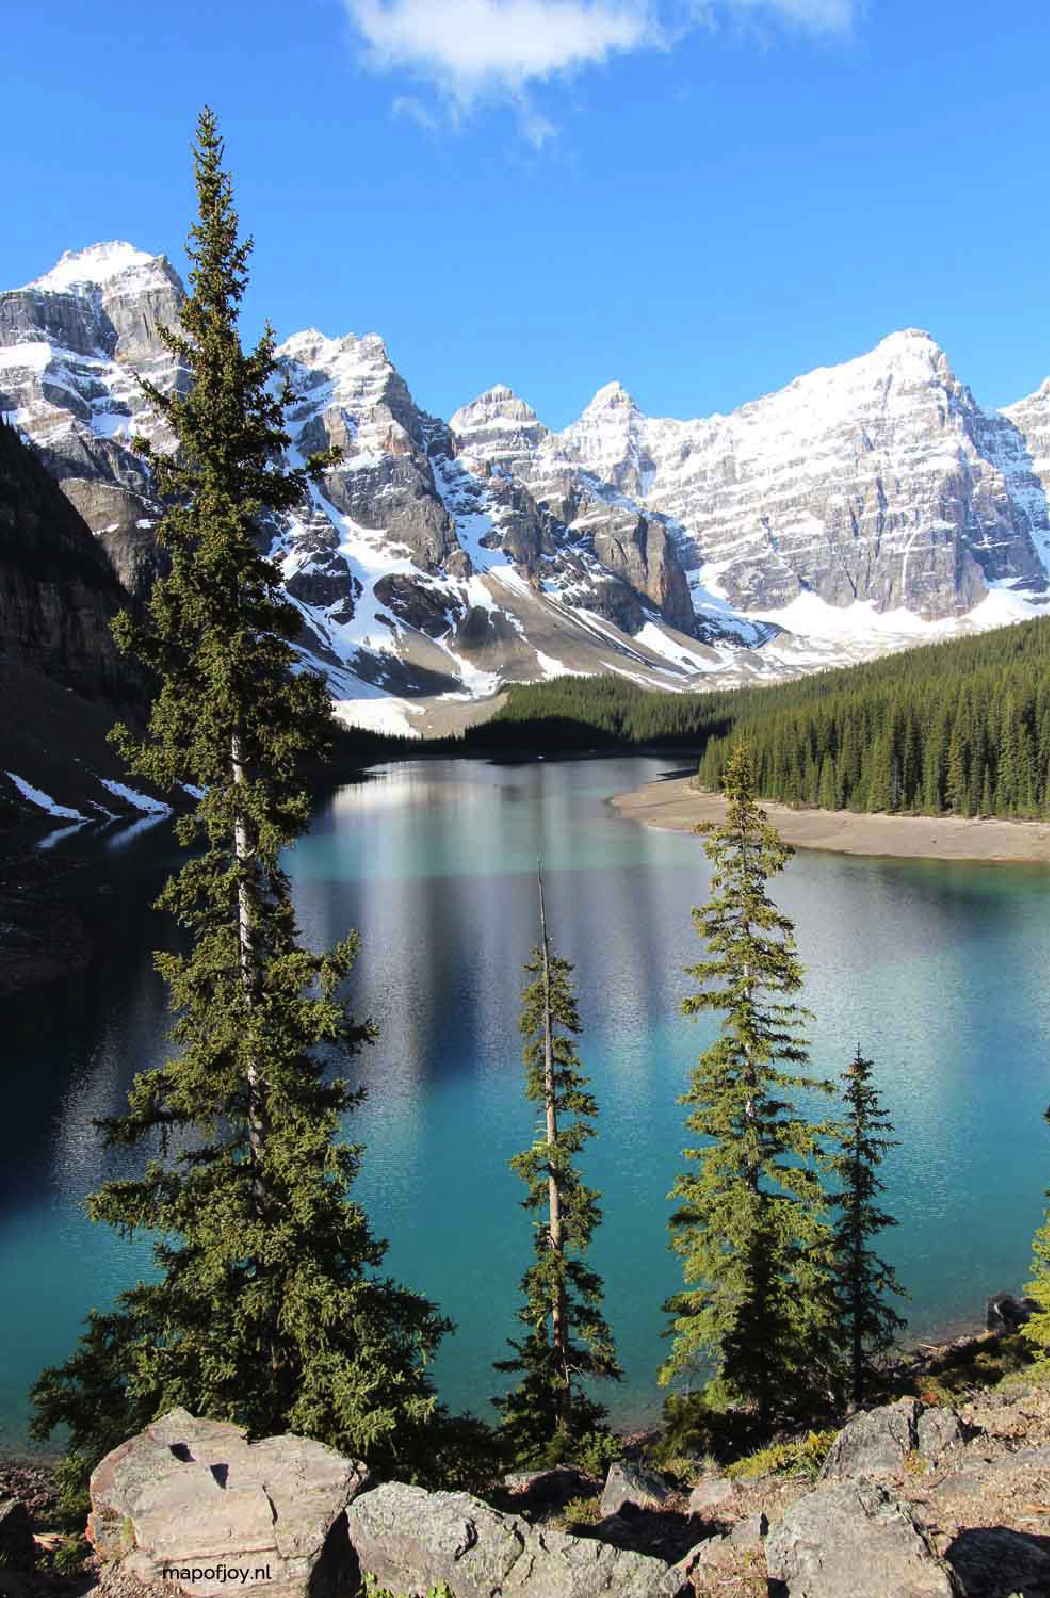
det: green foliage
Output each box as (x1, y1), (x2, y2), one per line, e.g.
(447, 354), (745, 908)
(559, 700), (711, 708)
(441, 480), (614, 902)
(47, 1448), (95, 1533)
(652, 1391), (722, 1465)
(30, 108), (449, 1485)
(825, 1046), (909, 1405)
(725, 1429), (837, 1482)
(494, 878), (620, 1466)
(1024, 1107), (1050, 1361)
(571, 1427), (623, 1477)
(662, 744), (837, 1428)
(560, 1495), (602, 1530)
(361, 1578), (455, 1598)
(435, 617), (1050, 808)
(695, 616), (1050, 818)
(52, 1538), (91, 1577)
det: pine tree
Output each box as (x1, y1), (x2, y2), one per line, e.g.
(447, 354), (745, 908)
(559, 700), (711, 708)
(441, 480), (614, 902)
(494, 871), (620, 1465)
(30, 109), (450, 1487)
(662, 744), (836, 1429)
(825, 1046), (908, 1406)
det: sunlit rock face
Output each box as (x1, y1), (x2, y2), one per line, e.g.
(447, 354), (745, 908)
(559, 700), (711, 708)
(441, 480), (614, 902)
(2, 245), (1048, 727)
(557, 332), (1048, 621)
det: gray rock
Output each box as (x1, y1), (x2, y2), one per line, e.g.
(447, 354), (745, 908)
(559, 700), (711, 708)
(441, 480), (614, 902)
(729, 1510), (768, 1547)
(589, 1513), (635, 1551)
(819, 1399), (968, 1484)
(598, 1461), (670, 1516)
(345, 1480), (687, 1598)
(11, 241), (1050, 711)
(986, 1292), (1041, 1333)
(0, 423), (145, 705)
(686, 1476), (735, 1514)
(944, 1525), (1050, 1597)
(818, 1398), (924, 1482)
(501, 1465), (588, 1505)
(917, 1406), (969, 1463)
(765, 1479), (960, 1597)
(1007, 1443), (1050, 1467)
(932, 1458), (998, 1501)
(88, 1407), (369, 1598)
(0, 1500), (36, 1572)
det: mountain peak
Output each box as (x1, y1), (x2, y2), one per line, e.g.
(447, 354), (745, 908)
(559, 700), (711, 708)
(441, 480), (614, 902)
(582, 379), (638, 415)
(449, 385), (546, 442)
(26, 242), (158, 294)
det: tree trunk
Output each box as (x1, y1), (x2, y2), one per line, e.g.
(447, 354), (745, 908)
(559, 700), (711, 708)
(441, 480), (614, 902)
(851, 1145), (864, 1405)
(538, 867), (570, 1432)
(232, 729), (266, 1180)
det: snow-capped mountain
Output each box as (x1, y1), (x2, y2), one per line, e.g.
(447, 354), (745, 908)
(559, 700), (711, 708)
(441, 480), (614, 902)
(2, 243), (1049, 736)
(559, 332), (1048, 622)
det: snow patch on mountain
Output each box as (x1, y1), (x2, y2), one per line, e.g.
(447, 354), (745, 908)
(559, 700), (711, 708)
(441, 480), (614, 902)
(26, 242), (156, 292)
(6, 772), (87, 820)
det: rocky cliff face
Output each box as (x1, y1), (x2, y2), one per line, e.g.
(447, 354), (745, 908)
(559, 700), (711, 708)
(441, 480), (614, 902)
(2, 243), (1049, 733)
(558, 333), (1049, 622)
(0, 416), (141, 703)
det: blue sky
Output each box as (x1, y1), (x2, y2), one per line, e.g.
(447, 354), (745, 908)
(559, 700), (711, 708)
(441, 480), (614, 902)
(6, 1), (1049, 428)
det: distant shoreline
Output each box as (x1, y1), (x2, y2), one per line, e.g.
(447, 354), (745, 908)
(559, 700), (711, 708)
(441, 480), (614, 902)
(610, 777), (1050, 865)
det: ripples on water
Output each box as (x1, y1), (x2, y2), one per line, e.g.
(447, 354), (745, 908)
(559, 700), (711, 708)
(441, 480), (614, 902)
(2, 757), (1048, 1444)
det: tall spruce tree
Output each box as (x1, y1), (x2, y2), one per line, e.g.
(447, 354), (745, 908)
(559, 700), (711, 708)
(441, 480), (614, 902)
(825, 1046), (908, 1406)
(662, 744), (835, 1428)
(493, 871), (620, 1465)
(30, 109), (450, 1486)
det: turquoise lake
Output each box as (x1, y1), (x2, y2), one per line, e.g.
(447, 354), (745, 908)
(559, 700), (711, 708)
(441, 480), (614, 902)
(3, 755), (1050, 1450)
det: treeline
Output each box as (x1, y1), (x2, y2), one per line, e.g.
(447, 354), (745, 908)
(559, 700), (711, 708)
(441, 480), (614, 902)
(696, 616), (1050, 817)
(462, 676), (729, 751)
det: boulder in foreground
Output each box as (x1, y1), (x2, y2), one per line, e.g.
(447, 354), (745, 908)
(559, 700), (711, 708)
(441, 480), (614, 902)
(0, 1499), (37, 1572)
(765, 1479), (960, 1598)
(345, 1480), (687, 1598)
(88, 1408), (369, 1598)
(818, 1398), (967, 1484)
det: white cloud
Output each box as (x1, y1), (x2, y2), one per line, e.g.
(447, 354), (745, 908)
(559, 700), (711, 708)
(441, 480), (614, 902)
(723, 0), (858, 32)
(348, 0), (658, 101)
(344, 0), (859, 138)
(391, 93), (439, 129)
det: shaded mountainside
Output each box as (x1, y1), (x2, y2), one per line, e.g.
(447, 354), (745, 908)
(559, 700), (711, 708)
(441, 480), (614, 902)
(4, 244), (1050, 740)
(0, 417), (162, 833)
(0, 416), (141, 702)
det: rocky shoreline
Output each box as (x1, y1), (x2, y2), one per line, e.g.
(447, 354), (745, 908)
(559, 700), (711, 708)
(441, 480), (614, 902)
(7, 1361), (1050, 1598)
(4, 1321), (1042, 1598)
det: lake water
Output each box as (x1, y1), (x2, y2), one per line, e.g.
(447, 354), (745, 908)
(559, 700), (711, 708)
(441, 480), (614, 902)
(3, 756), (1050, 1450)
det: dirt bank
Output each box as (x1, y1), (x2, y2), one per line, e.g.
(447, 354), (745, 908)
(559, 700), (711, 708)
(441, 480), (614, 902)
(611, 777), (1050, 865)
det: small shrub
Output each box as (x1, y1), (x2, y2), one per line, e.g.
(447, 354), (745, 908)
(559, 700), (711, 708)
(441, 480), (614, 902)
(361, 1577), (455, 1598)
(561, 1496), (602, 1531)
(656, 1454), (705, 1488)
(53, 1538), (90, 1577)
(903, 1448), (928, 1476)
(652, 1390), (749, 1466)
(572, 1429), (621, 1478)
(726, 1430), (837, 1483)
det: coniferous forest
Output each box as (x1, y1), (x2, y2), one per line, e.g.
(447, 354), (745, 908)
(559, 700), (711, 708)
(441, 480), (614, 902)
(461, 615), (1050, 820)
(694, 617), (1050, 817)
